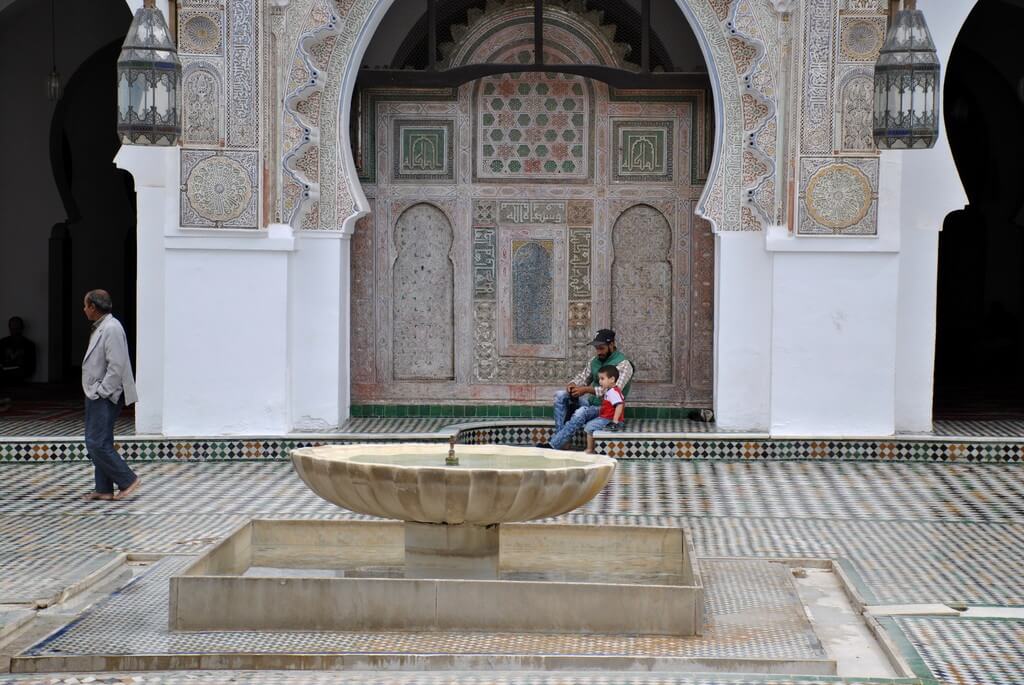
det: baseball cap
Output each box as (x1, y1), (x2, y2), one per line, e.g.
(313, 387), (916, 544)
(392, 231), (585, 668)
(589, 329), (615, 346)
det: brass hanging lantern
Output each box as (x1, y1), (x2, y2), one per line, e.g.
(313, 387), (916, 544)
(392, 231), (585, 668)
(873, 0), (941, 150)
(116, 0), (181, 146)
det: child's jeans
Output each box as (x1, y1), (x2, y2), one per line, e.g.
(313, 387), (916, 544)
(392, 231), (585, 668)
(583, 417), (613, 434)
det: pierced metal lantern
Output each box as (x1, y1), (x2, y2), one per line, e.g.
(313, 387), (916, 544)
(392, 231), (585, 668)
(873, 8), (941, 150)
(116, 0), (181, 146)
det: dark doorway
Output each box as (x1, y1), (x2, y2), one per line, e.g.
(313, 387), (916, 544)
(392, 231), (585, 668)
(48, 37), (137, 385)
(934, 0), (1024, 419)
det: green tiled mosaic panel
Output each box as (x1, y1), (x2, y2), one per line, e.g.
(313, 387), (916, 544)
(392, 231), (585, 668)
(613, 119), (674, 183)
(392, 119), (455, 182)
(476, 71), (589, 181)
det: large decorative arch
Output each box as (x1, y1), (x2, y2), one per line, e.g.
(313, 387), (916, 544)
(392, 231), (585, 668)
(279, 0), (782, 234)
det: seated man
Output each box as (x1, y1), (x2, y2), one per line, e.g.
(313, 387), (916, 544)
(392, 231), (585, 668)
(539, 329), (634, 450)
(0, 316), (36, 404)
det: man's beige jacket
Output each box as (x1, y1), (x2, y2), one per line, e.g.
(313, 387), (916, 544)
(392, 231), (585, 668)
(82, 314), (138, 405)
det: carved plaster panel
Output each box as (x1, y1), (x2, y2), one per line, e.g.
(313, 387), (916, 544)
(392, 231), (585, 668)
(181, 58), (224, 146)
(180, 150), (259, 229)
(497, 225), (567, 359)
(797, 157), (879, 235)
(612, 205), (674, 383)
(800, 0), (837, 156)
(837, 66), (875, 152)
(392, 203), (455, 380)
(179, 9), (223, 54)
(839, 15), (887, 62)
(351, 209), (376, 384)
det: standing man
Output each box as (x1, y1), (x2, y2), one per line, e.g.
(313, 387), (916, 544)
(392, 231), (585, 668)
(81, 290), (141, 501)
(540, 329), (634, 450)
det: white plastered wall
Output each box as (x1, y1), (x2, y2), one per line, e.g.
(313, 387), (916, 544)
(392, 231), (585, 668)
(118, 143), (299, 436)
(750, 0), (974, 436)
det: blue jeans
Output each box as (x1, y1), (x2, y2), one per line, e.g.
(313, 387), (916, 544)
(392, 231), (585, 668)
(84, 397), (136, 494)
(583, 417), (613, 434)
(550, 391), (600, 449)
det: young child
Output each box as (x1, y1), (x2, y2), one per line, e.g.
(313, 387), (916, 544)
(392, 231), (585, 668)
(584, 364), (626, 454)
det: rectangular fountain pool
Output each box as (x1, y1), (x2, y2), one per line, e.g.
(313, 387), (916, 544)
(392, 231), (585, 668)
(169, 519), (704, 636)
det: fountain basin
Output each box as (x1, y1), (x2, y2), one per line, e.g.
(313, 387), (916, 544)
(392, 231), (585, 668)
(169, 519), (704, 636)
(290, 443), (616, 525)
(291, 443), (616, 579)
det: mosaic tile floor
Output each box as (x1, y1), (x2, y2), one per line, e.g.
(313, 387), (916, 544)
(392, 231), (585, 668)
(896, 617), (1024, 685)
(20, 556), (823, 662)
(930, 419), (1024, 438)
(0, 459), (1022, 683)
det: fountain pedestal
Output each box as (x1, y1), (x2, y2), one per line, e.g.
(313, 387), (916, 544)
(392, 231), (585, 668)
(405, 522), (499, 579)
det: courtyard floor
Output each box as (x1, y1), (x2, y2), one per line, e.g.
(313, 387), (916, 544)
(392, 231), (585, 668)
(0, 457), (1022, 684)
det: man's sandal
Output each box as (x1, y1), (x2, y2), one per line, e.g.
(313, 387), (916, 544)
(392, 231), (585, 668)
(82, 491), (114, 501)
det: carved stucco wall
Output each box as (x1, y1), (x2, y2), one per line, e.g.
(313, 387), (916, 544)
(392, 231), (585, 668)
(349, 3), (715, 406)
(795, 0), (888, 236)
(279, 0), (785, 234)
(177, 0), (264, 229)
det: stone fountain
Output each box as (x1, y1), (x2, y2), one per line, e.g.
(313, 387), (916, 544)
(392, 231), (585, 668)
(169, 441), (704, 636)
(290, 442), (615, 579)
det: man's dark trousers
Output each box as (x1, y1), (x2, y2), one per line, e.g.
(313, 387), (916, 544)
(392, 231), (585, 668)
(84, 396), (136, 494)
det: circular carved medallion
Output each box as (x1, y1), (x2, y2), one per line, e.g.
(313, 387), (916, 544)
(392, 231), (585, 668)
(842, 19), (884, 61)
(185, 156), (253, 223)
(182, 15), (220, 54)
(805, 164), (872, 229)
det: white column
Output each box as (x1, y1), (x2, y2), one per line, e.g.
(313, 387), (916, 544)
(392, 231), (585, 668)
(713, 231), (772, 431)
(289, 232), (347, 431)
(114, 146), (177, 435)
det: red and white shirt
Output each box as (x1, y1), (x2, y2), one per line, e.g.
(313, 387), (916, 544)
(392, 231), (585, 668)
(598, 387), (625, 420)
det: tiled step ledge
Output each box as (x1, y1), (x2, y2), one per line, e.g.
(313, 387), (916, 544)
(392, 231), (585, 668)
(2, 419), (1024, 462)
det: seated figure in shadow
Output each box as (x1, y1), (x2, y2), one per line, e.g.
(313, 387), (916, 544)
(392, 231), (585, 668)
(0, 316), (37, 406)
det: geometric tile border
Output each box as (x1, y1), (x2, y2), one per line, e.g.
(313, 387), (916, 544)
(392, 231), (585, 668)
(596, 438), (1024, 463)
(3, 426), (1024, 463)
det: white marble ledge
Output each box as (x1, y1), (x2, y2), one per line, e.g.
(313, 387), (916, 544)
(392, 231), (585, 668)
(164, 224), (296, 252)
(764, 224), (900, 253)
